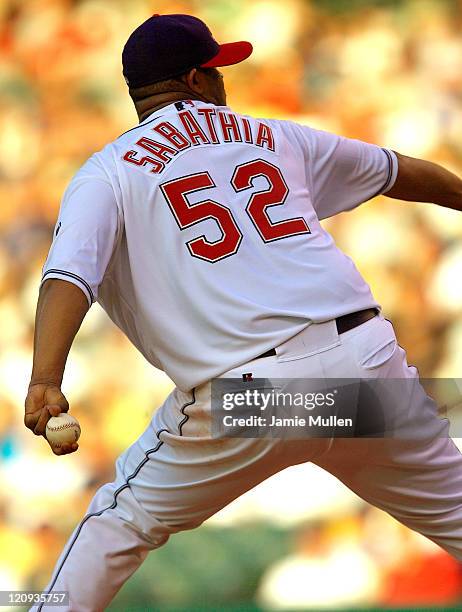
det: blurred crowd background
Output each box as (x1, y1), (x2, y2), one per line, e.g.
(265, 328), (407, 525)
(2, 0), (462, 609)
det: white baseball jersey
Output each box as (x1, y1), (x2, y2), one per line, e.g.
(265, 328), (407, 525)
(41, 100), (397, 391)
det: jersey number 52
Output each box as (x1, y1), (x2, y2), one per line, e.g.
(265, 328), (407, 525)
(160, 159), (310, 263)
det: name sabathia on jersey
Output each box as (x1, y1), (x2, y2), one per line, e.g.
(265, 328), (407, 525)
(122, 107), (275, 176)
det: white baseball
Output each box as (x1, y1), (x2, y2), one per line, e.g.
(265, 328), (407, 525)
(46, 413), (81, 449)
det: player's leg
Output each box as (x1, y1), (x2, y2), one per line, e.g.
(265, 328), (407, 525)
(310, 318), (462, 561)
(31, 317), (367, 611)
(37, 314), (448, 610)
(313, 433), (462, 560)
(32, 383), (316, 612)
(30, 423), (180, 612)
(31, 479), (173, 612)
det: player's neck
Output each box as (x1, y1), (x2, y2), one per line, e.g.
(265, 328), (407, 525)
(136, 92), (212, 123)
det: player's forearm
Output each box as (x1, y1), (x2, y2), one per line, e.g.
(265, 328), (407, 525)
(385, 152), (462, 211)
(30, 279), (89, 386)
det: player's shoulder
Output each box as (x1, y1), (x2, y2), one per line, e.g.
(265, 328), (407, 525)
(263, 116), (350, 158)
(261, 116), (317, 141)
(61, 147), (117, 207)
(70, 142), (117, 184)
(247, 114), (318, 157)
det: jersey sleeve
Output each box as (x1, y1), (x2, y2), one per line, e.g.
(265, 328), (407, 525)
(41, 174), (120, 307)
(290, 123), (398, 220)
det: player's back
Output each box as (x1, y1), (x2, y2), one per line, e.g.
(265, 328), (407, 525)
(54, 101), (396, 390)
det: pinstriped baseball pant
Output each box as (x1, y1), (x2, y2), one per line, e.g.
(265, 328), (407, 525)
(32, 314), (462, 611)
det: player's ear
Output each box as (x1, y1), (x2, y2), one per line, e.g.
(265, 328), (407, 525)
(184, 68), (205, 94)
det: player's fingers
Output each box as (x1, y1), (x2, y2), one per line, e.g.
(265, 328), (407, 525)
(35, 403), (65, 436)
(25, 385), (45, 410)
(24, 410), (41, 433)
(44, 387), (69, 413)
(33, 407), (52, 436)
(51, 442), (79, 456)
(24, 390), (45, 432)
(24, 384), (67, 434)
(46, 404), (64, 417)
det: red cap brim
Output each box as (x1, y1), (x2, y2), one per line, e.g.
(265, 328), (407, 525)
(201, 41), (253, 68)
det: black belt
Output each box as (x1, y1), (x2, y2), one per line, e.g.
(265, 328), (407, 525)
(256, 308), (378, 359)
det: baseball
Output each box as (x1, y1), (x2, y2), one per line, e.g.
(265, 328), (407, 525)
(46, 413), (81, 449)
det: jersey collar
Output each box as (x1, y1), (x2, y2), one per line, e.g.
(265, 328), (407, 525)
(139, 100), (229, 124)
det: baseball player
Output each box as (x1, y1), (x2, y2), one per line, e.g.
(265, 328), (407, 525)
(25, 13), (462, 611)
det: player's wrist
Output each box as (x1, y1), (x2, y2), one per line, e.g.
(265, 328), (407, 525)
(28, 378), (62, 389)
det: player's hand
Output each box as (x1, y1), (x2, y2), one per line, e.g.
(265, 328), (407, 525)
(24, 383), (79, 455)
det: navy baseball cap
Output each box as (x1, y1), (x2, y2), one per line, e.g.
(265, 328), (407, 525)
(122, 14), (253, 88)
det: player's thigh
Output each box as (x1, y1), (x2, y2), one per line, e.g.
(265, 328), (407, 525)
(313, 434), (462, 555)
(310, 324), (462, 557)
(310, 371), (462, 559)
(120, 431), (294, 529)
(110, 386), (289, 530)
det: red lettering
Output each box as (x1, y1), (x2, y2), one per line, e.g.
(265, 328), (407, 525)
(137, 137), (177, 162)
(197, 108), (219, 144)
(241, 117), (253, 144)
(178, 110), (210, 145)
(232, 159), (310, 241)
(161, 172), (242, 262)
(122, 150), (164, 174)
(256, 123), (275, 151)
(218, 112), (242, 143)
(153, 122), (190, 150)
